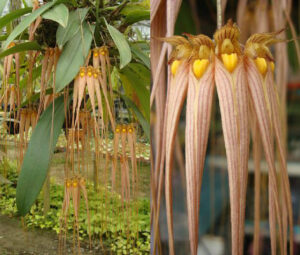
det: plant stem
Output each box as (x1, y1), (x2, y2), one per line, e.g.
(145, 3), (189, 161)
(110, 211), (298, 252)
(217, 0), (222, 29)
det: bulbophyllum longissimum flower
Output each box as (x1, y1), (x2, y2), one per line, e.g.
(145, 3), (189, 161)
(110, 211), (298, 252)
(160, 19), (293, 255)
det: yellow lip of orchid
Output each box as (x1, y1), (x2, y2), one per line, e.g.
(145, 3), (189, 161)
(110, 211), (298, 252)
(93, 49), (99, 57)
(171, 60), (181, 76)
(254, 57), (268, 75)
(221, 53), (238, 73)
(93, 69), (98, 78)
(99, 46), (108, 56)
(254, 58), (275, 75)
(213, 21), (241, 73)
(72, 181), (78, 187)
(116, 124), (121, 133)
(245, 30), (284, 76)
(66, 180), (72, 188)
(79, 67), (86, 77)
(192, 59), (210, 79)
(179, 34), (213, 79)
(87, 66), (93, 77)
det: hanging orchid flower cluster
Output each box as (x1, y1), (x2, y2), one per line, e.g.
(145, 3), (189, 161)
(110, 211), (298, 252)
(112, 124), (138, 200)
(37, 47), (60, 119)
(160, 20), (293, 255)
(1, 42), (20, 127)
(59, 176), (91, 254)
(19, 108), (38, 164)
(93, 46), (115, 128)
(59, 46), (119, 250)
(93, 46), (114, 106)
(72, 65), (115, 133)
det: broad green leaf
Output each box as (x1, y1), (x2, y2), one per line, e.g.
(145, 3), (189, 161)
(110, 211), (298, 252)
(0, 33), (29, 41)
(55, 22), (94, 92)
(126, 63), (150, 86)
(111, 66), (121, 91)
(121, 94), (149, 140)
(42, 3), (69, 28)
(134, 42), (150, 52)
(0, 7), (32, 32)
(0, 41), (42, 59)
(0, 0), (9, 16)
(3, 1), (57, 49)
(130, 44), (150, 69)
(118, 63), (150, 122)
(125, 10), (150, 24)
(122, 10), (150, 25)
(56, 8), (89, 48)
(134, 27), (143, 41)
(121, 3), (150, 24)
(105, 19), (131, 69)
(16, 95), (68, 216)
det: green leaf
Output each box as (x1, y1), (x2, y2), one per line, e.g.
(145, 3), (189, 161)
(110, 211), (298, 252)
(122, 10), (150, 25)
(105, 19), (131, 69)
(56, 8), (89, 48)
(55, 22), (94, 92)
(0, 33), (29, 42)
(42, 3), (69, 28)
(22, 0), (30, 8)
(0, 0), (9, 16)
(118, 63), (150, 122)
(130, 44), (150, 69)
(123, 63), (150, 88)
(120, 3), (150, 24)
(3, 1), (57, 49)
(0, 7), (32, 32)
(121, 95), (149, 140)
(0, 41), (42, 59)
(16, 95), (68, 216)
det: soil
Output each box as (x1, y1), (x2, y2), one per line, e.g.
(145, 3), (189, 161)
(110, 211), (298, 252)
(0, 215), (110, 255)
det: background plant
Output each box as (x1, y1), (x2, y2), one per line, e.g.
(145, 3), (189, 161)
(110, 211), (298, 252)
(0, 0), (150, 253)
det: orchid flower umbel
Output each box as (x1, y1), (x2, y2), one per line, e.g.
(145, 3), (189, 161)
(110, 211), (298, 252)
(158, 20), (293, 255)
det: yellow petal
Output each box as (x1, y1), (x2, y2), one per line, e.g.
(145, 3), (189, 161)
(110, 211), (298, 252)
(254, 57), (267, 75)
(171, 60), (181, 76)
(221, 53), (238, 73)
(192, 59), (209, 79)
